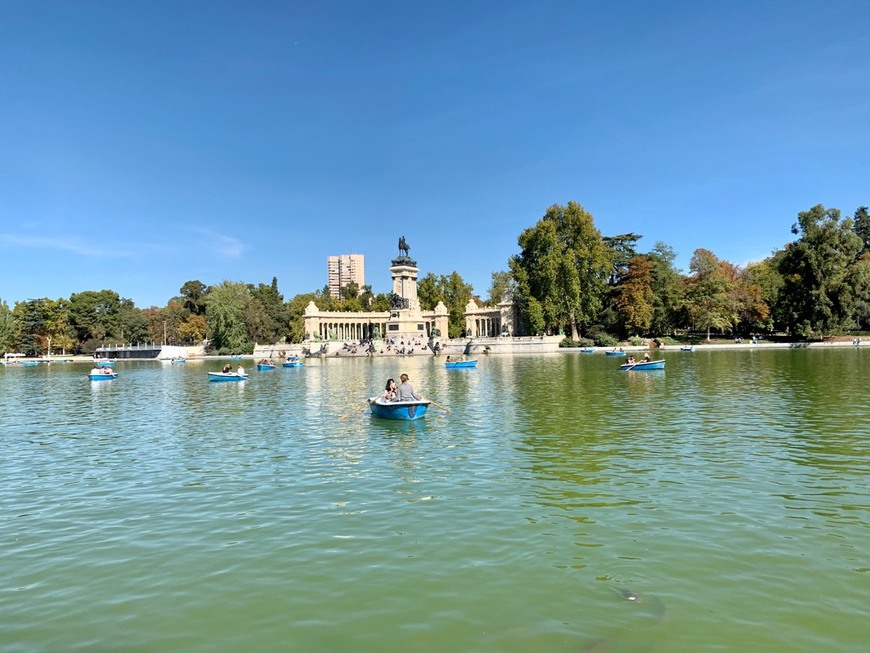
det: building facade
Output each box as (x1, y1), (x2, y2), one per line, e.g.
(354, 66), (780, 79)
(327, 254), (365, 299)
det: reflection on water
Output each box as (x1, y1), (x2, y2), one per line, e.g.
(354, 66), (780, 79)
(1, 350), (868, 652)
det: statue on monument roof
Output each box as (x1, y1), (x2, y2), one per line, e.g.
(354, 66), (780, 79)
(398, 236), (410, 257)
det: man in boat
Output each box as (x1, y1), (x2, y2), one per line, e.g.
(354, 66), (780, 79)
(396, 373), (421, 401)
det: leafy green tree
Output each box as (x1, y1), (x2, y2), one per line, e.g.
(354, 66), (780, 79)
(613, 255), (654, 336)
(286, 292), (318, 343)
(68, 290), (122, 346)
(603, 233), (642, 286)
(115, 299), (150, 343)
(509, 202), (610, 339)
(648, 242), (685, 336)
(340, 281), (360, 300)
(41, 298), (75, 355)
(486, 270), (515, 306)
(684, 249), (734, 340)
(179, 280), (209, 316)
(249, 277), (286, 343)
(417, 272), (442, 310)
(846, 255), (870, 329)
(12, 299), (48, 356)
(438, 272), (474, 338)
(777, 204), (863, 336)
(0, 299), (16, 353)
(854, 206), (870, 256)
(205, 281), (252, 352)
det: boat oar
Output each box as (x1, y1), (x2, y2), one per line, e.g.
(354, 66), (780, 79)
(427, 399), (451, 413)
(339, 404), (370, 420)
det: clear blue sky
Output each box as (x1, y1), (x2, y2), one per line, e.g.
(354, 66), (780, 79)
(2, 1), (868, 308)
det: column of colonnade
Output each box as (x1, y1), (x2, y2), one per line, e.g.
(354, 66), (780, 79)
(473, 316), (501, 337)
(317, 319), (390, 341)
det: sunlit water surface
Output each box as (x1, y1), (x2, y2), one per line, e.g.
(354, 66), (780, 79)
(1, 349), (868, 652)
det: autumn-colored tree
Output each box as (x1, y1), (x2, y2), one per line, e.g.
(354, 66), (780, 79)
(614, 255), (654, 336)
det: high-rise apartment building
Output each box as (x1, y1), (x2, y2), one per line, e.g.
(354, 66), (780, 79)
(327, 254), (365, 299)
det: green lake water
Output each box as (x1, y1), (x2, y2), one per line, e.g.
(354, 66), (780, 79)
(1, 349), (868, 652)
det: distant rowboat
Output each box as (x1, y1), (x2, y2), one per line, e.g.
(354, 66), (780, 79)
(620, 360), (665, 371)
(605, 351), (626, 357)
(257, 363), (276, 371)
(208, 372), (248, 382)
(282, 361), (303, 368)
(445, 359), (477, 369)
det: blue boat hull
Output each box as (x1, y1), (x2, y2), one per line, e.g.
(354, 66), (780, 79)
(257, 364), (276, 371)
(282, 362), (303, 367)
(620, 360), (665, 371)
(445, 360), (477, 368)
(605, 351), (626, 357)
(208, 372), (248, 382)
(89, 373), (117, 381)
(368, 398), (430, 421)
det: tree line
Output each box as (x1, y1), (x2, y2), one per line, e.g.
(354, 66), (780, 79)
(1, 202), (867, 356)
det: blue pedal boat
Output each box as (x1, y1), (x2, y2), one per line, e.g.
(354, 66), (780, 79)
(282, 361), (304, 367)
(605, 351), (626, 357)
(257, 364), (276, 371)
(208, 372), (249, 382)
(89, 371), (118, 381)
(368, 397), (430, 421)
(620, 360), (665, 371)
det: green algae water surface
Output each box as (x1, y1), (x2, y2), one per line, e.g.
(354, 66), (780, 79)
(1, 348), (868, 652)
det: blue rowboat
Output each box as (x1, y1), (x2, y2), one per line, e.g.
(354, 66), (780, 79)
(171, 358), (186, 364)
(580, 348), (595, 353)
(368, 397), (430, 421)
(89, 371), (118, 381)
(257, 364), (276, 371)
(605, 351), (626, 357)
(94, 360), (115, 367)
(680, 346), (695, 352)
(21, 361), (40, 366)
(620, 360), (665, 371)
(230, 355), (242, 360)
(208, 372), (248, 382)
(444, 359), (477, 369)
(282, 361), (303, 368)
